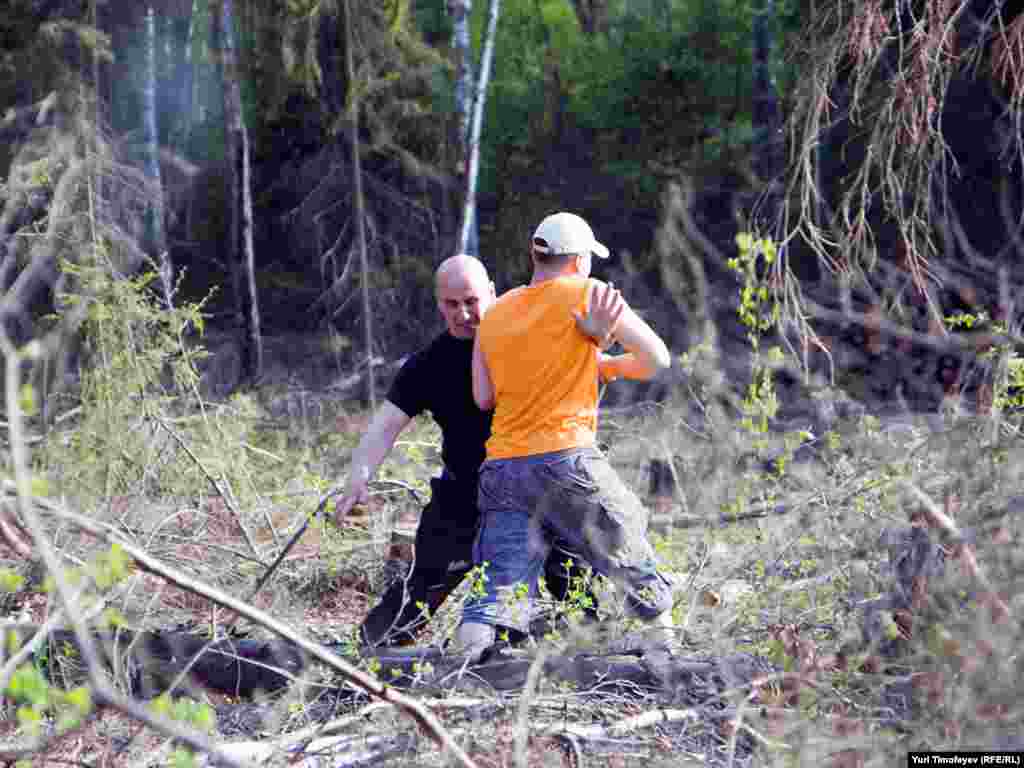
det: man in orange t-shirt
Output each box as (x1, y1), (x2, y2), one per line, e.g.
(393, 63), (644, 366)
(455, 212), (676, 658)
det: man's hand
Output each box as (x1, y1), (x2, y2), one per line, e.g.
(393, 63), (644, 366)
(573, 281), (624, 350)
(328, 402), (410, 530)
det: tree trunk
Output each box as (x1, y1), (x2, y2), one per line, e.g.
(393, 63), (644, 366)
(188, 0), (201, 131)
(343, 0), (376, 410)
(144, 4), (172, 308)
(457, 0), (500, 258)
(175, 3), (196, 154)
(450, 0), (478, 255)
(752, 0), (781, 187)
(570, 0), (608, 35)
(183, 0), (202, 240)
(211, 0), (262, 382)
(450, 0), (473, 171)
(91, 0), (104, 140)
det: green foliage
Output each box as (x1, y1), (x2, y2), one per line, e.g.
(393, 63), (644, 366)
(467, 0), (803, 198)
(150, 694), (216, 768)
(467, 562), (490, 600)
(0, 568), (25, 593)
(277, 1), (442, 155)
(86, 543), (131, 591)
(40, 255), (211, 504)
(150, 693), (216, 733)
(4, 661), (93, 738)
(945, 312), (1024, 417)
(729, 232), (783, 440)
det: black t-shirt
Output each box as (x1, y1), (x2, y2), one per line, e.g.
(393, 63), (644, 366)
(387, 332), (492, 484)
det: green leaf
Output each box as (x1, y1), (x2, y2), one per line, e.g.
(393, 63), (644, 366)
(881, 611), (901, 640)
(171, 746), (197, 768)
(65, 686), (92, 714)
(735, 232), (754, 253)
(102, 607), (126, 628)
(30, 475), (49, 497)
(8, 664), (49, 708)
(0, 569), (24, 593)
(192, 703), (216, 734)
(150, 693), (172, 718)
(18, 384), (37, 416)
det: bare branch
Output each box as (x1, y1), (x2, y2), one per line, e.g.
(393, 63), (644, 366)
(14, 487), (480, 768)
(0, 333), (248, 768)
(0, 92), (59, 145)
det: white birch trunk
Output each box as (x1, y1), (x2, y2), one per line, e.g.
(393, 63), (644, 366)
(143, 4), (172, 308)
(181, 0), (198, 152)
(457, 0), (500, 256)
(213, 0), (262, 380)
(450, 0), (478, 254)
(450, 0), (474, 169)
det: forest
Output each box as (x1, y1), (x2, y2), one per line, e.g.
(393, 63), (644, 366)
(0, 0), (1023, 766)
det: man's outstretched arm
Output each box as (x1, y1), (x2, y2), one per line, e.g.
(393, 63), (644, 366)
(597, 302), (671, 381)
(335, 401), (412, 523)
(575, 280), (670, 382)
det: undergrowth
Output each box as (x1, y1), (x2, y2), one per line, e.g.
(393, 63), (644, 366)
(0, 228), (1021, 767)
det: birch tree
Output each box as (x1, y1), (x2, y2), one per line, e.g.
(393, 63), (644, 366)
(211, 0), (262, 381)
(185, 0), (206, 143)
(450, 0), (478, 255)
(343, 0), (376, 409)
(457, 0), (500, 257)
(175, 0), (198, 154)
(143, 4), (172, 308)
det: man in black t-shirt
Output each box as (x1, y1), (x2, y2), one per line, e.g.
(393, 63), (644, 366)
(333, 254), (588, 647)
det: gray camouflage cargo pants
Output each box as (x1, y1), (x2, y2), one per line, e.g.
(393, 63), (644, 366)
(460, 447), (673, 634)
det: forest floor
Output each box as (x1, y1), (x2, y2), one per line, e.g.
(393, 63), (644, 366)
(0, 366), (1021, 767)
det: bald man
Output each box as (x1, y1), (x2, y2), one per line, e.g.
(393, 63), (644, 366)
(334, 254), (591, 648)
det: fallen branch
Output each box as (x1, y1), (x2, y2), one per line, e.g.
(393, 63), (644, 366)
(206, 732), (417, 767)
(211, 696), (513, 766)
(0, 333), (250, 768)
(541, 706), (700, 739)
(7, 485), (479, 768)
(804, 296), (1020, 355)
(904, 483), (1011, 623)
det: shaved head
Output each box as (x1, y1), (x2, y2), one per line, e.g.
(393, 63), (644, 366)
(434, 254), (495, 339)
(435, 254), (490, 296)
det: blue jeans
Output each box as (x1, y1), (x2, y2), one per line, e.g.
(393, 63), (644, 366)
(461, 447), (673, 634)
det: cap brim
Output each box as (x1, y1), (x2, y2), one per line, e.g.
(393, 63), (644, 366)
(591, 241), (610, 259)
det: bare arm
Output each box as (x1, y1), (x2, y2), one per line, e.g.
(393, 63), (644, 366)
(472, 335), (496, 411)
(334, 400), (412, 524)
(597, 301), (671, 381)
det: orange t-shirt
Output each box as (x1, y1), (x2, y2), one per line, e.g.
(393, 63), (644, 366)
(478, 275), (601, 459)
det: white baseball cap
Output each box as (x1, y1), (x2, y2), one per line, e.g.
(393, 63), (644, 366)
(532, 212), (609, 259)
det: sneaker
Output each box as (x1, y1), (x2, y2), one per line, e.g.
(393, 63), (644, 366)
(452, 622), (496, 663)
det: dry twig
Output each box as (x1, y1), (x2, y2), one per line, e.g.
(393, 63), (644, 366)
(3, 486), (480, 768)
